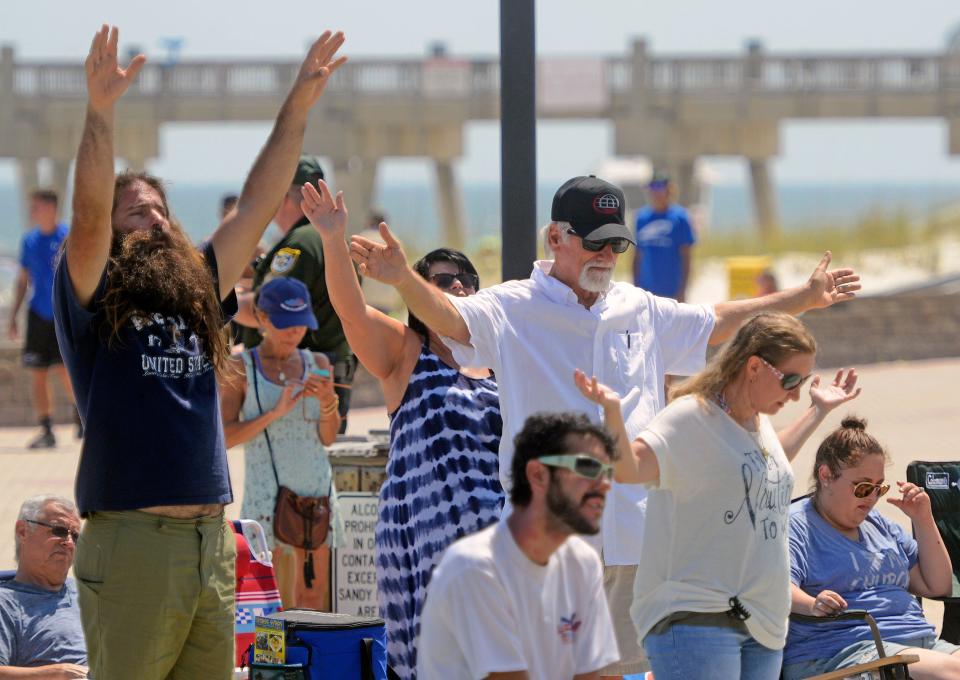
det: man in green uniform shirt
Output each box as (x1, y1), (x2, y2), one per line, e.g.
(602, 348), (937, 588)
(237, 156), (355, 431)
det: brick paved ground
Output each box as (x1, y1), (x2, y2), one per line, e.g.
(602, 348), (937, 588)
(1, 358), (956, 628)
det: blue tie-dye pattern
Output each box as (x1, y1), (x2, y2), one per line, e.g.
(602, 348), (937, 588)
(376, 346), (504, 680)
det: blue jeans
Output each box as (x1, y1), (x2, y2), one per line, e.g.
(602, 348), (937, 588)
(643, 623), (783, 680)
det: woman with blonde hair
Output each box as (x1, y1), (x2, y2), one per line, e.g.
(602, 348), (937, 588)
(576, 311), (861, 680)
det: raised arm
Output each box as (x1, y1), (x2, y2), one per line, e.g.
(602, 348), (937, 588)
(67, 25), (145, 307)
(573, 370), (660, 485)
(777, 368), (861, 460)
(889, 483), (954, 598)
(350, 222), (471, 345)
(209, 31), (347, 299)
(301, 180), (411, 379)
(710, 251), (861, 346)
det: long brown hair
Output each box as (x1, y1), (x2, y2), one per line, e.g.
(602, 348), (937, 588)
(670, 312), (817, 402)
(101, 171), (231, 374)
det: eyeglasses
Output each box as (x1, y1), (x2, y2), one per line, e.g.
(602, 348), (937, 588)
(25, 519), (80, 543)
(566, 229), (631, 254)
(428, 272), (480, 291)
(852, 481), (891, 499)
(758, 356), (812, 391)
(538, 454), (614, 480)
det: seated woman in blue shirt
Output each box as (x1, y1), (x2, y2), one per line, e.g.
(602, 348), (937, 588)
(784, 416), (960, 680)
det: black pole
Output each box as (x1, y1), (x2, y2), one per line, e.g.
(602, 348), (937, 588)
(499, 0), (537, 281)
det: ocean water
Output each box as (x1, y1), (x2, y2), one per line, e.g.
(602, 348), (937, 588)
(2, 181), (960, 257)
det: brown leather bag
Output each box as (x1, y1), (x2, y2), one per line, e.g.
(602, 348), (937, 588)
(273, 485), (330, 550)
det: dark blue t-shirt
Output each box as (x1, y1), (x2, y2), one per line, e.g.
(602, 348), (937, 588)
(785, 498), (934, 664)
(0, 578), (86, 668)
(634, 205), (695, 298)
(53, 242), (237, 514)
(19, 224), (69, 321)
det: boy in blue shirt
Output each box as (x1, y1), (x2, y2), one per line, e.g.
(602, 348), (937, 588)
(8, 189), (77, 449)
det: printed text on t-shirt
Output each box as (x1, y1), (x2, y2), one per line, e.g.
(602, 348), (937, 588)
(723, 449), (791, 540)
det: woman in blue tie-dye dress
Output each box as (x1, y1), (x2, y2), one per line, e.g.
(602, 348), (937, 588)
(302, 180), (503, 680)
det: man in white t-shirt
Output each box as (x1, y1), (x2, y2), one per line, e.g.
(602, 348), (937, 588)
(351, 175), (861, 677)
(417, 412), (620, 680)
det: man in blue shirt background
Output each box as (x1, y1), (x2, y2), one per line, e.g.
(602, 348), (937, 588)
(7, 189), (77, 449)
(633, 171), (696, 302)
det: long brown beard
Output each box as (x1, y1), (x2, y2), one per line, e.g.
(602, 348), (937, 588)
(101, 224), (229, 372)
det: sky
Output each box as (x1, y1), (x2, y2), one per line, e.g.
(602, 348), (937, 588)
(2, 0), (960, 187)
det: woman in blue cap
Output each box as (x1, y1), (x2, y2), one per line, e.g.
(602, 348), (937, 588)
(219, 276), (344, 610)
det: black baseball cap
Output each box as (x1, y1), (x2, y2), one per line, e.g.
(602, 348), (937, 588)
(293, 155), (325, 187)
(551, 175), (635, 244)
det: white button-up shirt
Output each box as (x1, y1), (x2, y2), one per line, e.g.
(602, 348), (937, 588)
(443, 261), (715, 565)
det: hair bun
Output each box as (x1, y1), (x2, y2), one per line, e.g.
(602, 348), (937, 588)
(840, 415), (867, 431)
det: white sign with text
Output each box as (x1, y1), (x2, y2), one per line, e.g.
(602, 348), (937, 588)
(333, 492), (379, 617)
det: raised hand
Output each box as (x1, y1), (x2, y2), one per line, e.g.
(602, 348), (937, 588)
(809, 368), (861, 413)
(301, 180), (348, 238)
(573, 369), (623, 412)
(84, 25), (145, 112)
(887, 481), (933, 521)
(810, 589), (847, 617)
(291, 30), (348, 108)
(806, 251), (862, 309)
(349, 222), (410, 286)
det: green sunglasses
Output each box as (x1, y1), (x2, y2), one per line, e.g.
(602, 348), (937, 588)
(538, 453), (614, 480)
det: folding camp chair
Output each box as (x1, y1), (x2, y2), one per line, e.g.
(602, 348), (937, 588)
(905, 460), (960, 643)
(788, 610), (918, 680)
(232, 519), (283, 668)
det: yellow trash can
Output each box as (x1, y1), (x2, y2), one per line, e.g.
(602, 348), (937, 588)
(725, 256), (772, 300)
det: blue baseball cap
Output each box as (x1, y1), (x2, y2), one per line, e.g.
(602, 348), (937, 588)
(257, 278), (318, 330)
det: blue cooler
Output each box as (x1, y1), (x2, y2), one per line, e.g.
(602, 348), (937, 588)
(273, 609), (388, 680)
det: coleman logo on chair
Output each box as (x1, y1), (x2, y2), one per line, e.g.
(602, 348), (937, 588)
(925, 471), (952, 490)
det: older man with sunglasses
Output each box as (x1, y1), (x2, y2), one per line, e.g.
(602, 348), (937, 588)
(352, 174), (862, 677)
(417, 412), (620, 679)
(1, 495), (87, 679)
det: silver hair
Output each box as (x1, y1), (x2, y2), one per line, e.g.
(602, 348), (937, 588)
(15, 495), (79, 561)
(541, 221), (571, 259)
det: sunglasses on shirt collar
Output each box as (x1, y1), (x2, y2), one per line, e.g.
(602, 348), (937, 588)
(566, 229), (631, 254)
(538, 453), (614, 480)
(428, 272), (480, 291)
(757, 356), (812, 391)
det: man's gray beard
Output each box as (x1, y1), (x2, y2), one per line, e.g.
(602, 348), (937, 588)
(579, 265), (613, 293)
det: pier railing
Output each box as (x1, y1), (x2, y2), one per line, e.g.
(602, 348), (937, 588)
(10, 53), (960, 103)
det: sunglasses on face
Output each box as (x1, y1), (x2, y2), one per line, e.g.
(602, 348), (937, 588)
(852, 481), (890, 499)
(25, 519), (80, 543)
(566, 229), (631, 254)
(428, 272), (479, 291)
(758, 356), (812, 391)
(538, 453), (614, 480)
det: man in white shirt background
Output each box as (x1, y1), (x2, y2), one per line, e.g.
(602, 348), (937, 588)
(351, 174), (861, 677)
(417, 412), (620, 680)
